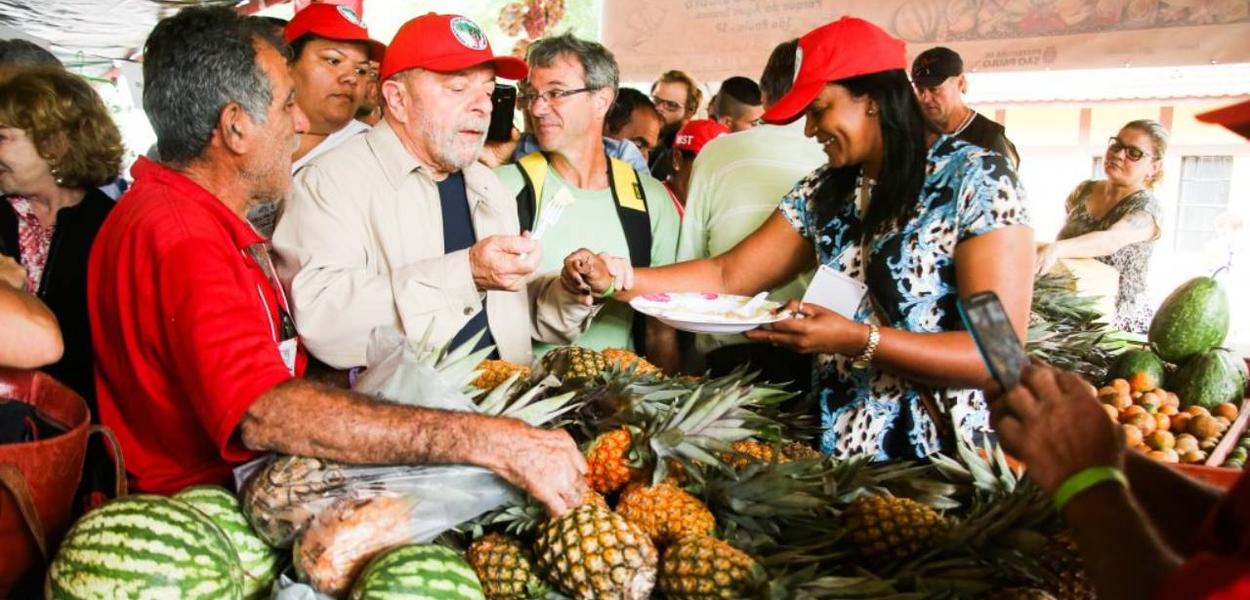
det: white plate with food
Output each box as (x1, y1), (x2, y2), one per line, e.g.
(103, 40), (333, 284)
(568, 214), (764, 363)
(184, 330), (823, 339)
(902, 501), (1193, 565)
(628, 292), (790, 334)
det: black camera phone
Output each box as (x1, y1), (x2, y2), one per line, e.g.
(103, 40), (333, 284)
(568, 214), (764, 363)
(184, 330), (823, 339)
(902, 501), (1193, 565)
(487, 84), (517, 142)
(957, 291), (1028, 390)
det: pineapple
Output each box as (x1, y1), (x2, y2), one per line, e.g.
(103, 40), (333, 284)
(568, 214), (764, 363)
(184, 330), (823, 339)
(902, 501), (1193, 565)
(616, 481), (716, 546)
(842, 494), (949, 562)
(781, 440), (823, 461)
(602, 348), (661, 375)
(473, 360), (531, 392)
(724, 439), (790, 469)
(466, 533), (546, 599)
(1043, 532), (1096, 600)
(542, 346), (608, 382)
(658, 536), (767, 600)
(533, 503), (658, 600)
(585, 428), (645, 495)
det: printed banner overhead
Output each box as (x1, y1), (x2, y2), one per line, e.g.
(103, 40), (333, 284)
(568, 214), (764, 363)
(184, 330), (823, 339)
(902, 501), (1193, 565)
(603, 0), (1250, 82)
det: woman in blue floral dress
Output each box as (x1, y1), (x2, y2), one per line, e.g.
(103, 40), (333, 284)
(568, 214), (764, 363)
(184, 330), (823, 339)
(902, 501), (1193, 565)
(563, 17), (1033, 460)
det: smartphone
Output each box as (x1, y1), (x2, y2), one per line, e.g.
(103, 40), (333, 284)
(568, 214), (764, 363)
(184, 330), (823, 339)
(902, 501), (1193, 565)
(487, 84), (517, 142)
(957, 291), (1028, 390)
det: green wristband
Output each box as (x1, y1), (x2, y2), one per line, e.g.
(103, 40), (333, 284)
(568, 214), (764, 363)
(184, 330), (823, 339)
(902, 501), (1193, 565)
(599, 277), (616, 299)
(1052, 466), (1128, 512)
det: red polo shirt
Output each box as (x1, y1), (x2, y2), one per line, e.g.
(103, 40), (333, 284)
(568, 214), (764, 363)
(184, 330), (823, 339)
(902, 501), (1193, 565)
(1158, 471), (1250, 599)
(89, 157), (305, 495)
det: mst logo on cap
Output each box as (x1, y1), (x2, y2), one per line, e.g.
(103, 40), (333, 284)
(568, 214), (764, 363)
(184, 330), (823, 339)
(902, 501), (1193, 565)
(336, 5), (364, 27)
(450, 16), (488, 51)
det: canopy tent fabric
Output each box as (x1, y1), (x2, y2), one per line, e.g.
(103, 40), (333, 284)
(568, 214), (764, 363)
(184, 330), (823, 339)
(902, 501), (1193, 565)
(0, 0), (237, 75)
(605, 0), (1250, 85)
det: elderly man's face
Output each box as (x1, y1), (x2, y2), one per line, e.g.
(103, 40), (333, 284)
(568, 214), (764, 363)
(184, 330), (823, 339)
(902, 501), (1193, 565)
(384, 65), (494, 175)
(242, 42), (304, 205)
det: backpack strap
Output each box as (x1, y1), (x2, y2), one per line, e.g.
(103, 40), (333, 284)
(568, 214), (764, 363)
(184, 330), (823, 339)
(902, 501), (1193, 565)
(515, 152), (549, 232)
(606, 157), (653, 354)
(606, 157), (651, 269)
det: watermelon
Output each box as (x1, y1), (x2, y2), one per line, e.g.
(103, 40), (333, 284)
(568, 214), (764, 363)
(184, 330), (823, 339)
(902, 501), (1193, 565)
(176, 485), (284, 599)
(1110, 348), (1168, 388)
(46, 494), (243, 599)
(349, 544), (485, 600)
(1149, 277), (1230, 362)
(1172, 349), (1248, 410)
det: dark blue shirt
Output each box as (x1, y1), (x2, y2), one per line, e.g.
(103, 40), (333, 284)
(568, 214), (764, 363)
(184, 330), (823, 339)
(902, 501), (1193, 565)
(437, 172), (496, 355)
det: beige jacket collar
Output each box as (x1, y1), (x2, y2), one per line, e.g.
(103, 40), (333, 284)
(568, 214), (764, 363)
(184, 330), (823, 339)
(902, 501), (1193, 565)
(365, 120), (506, 217)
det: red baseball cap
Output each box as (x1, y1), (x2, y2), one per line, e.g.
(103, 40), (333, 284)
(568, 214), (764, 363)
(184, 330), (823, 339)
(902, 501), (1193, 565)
(1196, 99), (1250, 140)
(380, 13), (528, 81)
(284, 4), (386, 62)
(762, 17), (907, 125)
(674, 119), (730, 154)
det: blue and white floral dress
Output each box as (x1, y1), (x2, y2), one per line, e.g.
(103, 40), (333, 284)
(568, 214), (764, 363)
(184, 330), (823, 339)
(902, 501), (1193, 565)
(778, 136), (1028, 460)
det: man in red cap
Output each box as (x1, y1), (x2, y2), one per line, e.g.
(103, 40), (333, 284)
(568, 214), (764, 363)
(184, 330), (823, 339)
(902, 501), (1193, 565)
(248, 3), (386, 235)
(90, 7), (588, 517)
(273, 14), (602, 374)
(664, 118), (729, 215)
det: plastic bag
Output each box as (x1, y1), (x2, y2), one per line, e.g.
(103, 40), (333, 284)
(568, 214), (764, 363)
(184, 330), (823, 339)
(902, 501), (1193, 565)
(241, 328), (520, 595)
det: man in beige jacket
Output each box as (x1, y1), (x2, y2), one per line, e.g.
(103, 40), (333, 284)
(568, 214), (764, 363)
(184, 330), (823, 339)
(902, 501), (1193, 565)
(274, 14), (598, 369)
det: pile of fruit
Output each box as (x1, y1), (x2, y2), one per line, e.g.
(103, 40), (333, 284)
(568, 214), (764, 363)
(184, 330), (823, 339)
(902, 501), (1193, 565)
(1098, 373), (1238, 464)
(1101, 275), (1247, 466)
(46, 341), (1098, 600)
(1222, 429), (1250, 469)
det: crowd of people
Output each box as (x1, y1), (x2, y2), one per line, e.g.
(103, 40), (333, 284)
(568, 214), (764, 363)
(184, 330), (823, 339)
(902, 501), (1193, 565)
(2, 5), (1249, 598)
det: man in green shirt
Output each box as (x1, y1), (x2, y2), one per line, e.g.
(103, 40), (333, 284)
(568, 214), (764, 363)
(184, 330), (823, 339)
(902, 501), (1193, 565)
(495, 34), (680, 364)
(677, 39), (826, 387)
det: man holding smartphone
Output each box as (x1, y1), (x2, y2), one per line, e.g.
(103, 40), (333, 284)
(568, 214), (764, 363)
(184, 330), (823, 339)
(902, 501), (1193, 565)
(272, 13), (601, 370)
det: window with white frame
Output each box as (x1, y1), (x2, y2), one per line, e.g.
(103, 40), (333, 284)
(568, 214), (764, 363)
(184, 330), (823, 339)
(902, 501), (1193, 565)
(1174, 156), (1233, 253)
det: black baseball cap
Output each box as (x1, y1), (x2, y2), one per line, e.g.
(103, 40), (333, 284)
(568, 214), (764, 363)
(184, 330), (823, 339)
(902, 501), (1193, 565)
(911, 47), (963, 88)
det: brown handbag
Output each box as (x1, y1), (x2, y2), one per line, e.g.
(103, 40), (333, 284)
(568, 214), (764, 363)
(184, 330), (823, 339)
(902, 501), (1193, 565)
(0, 368), (125, 596)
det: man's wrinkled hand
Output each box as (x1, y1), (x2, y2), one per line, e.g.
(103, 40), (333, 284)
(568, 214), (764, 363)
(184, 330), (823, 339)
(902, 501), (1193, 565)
(470, 234), (540, 292)
(490, 422), (588, 517)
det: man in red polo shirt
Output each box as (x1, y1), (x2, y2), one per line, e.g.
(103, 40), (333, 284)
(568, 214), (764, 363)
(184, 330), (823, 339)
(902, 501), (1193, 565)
(89, 6), (586, 516)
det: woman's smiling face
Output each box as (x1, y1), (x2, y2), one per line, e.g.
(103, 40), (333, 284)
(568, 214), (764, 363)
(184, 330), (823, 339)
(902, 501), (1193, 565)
(802, 83), (882, 172)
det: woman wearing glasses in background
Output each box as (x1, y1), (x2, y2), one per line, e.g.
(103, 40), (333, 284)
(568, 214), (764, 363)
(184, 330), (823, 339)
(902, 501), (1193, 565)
(1036, 120), (1169, 333)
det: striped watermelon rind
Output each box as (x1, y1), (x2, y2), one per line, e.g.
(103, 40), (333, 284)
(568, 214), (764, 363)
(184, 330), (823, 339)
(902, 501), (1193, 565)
(349, 544), (486, 600)
(46, 494), (244, 600)
(175, 485), (284, 599)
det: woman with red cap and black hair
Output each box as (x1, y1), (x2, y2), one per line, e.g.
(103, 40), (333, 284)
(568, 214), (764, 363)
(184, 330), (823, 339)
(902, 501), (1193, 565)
(562, 17), (1034, 461)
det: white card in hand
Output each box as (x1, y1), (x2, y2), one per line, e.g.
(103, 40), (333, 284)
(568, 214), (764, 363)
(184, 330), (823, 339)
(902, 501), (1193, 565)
(801, 264), (867, 318)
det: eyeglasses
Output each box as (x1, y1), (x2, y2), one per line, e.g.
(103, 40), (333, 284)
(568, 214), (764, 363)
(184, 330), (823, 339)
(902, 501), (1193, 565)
(517, 87), (596, 109)
(1107, 137), (1154, 162)
(651, 95), (684, 113)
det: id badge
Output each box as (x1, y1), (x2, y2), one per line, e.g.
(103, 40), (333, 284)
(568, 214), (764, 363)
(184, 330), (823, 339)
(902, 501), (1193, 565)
(278, 337), (298, 376)
(801, 264), (868, 318)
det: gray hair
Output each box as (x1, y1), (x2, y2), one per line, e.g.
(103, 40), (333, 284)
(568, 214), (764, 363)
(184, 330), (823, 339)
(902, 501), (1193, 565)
(142, 7), (289, 165)
(525, 33), (619, 94)
(0, 39), (63, 70)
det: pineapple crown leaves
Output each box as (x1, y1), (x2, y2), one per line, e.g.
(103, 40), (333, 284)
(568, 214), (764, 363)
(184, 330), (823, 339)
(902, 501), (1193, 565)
(642, 380), (781, 484)
(474, 373), (581, 428)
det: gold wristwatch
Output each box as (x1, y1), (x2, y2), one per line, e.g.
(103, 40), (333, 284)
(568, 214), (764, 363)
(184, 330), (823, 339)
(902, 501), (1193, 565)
(851, 324), (881, 369)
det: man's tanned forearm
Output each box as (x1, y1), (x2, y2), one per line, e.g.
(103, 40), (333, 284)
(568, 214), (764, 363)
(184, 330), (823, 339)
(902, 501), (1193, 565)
(239, 379), (515, 471)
